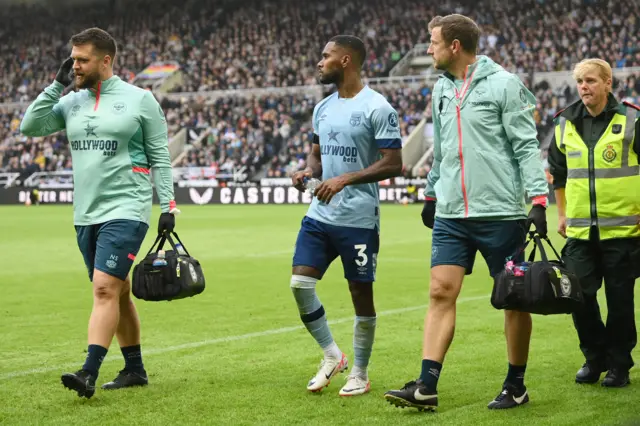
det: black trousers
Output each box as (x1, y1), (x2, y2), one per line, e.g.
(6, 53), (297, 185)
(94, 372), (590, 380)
(561, 232), (639, 371)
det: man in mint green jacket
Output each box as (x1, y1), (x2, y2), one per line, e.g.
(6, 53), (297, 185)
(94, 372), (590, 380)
(385, 14), (549, 411)
(20, 28), (178, 399)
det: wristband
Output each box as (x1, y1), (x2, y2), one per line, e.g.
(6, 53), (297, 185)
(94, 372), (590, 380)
(531, 195), (548, 208)
(169, 200), (181, 215)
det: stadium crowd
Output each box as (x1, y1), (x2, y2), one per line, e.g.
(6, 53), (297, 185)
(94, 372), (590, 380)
(266, 84), (430, 177)
(2, 0), (639, 102)
(171, 92), (318, 178)
(1, 0), (639, 180)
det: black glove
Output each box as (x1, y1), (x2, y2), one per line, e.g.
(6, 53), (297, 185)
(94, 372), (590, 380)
(421, 199), (436, 229)
(527, 204), (547, 237)
(158, 212), (175, 235)
(55, 57), (74, 87)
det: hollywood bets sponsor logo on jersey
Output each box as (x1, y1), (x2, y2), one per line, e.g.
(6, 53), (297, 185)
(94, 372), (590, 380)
(318, 111), (364, 164)
(320, 140), (359, 164)
(69, 121), (119, 157)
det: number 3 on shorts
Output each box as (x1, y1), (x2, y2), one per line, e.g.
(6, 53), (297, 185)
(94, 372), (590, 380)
(354, 244), (368, 266)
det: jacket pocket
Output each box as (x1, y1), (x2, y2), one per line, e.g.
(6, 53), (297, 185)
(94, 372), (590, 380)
(434, 151), (465, 216)
(465, 149), (517, 213)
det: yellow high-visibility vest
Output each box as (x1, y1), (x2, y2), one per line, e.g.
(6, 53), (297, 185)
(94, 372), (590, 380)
(555, 105), (639, 240)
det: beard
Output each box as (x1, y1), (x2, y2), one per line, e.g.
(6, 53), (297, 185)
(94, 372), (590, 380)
(433, 58), (449, 71)
(75, 70), (101, 89)
(319, 69), (343, 85)
(432, 53), (453, 71)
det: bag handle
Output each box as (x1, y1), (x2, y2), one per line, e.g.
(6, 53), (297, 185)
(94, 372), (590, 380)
(508, 231), (565, 265)
(165, 232), (192, 257)
(529, 233), (565, 265)
(529, 234), (546, 262)
(540, 235), (564, 264)
(145, 231), (192, 257)
(507, 232), (535, 263)
(145, 233), (165, 256)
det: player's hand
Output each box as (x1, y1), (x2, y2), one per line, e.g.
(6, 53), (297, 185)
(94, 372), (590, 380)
(421, 198), (436, 229)
(527, 204), (548, 237)
(314, 176), (347, 204)
(558, 215), (567, 239)
(292, 169), (312, 192)
(158, 212), (175, 235)
(55, 57), (74, 87)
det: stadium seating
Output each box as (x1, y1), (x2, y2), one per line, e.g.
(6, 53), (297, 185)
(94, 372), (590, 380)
(267, 84), (431, 177)
(1, 80), (585, 178)
(2, 0), (639, 101)
(1, 0), (639, 179)
(172, 92), (318, 178)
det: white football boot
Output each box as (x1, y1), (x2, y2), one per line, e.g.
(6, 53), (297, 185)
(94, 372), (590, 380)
(339, 374), (371, 396)
(306, 353), (348, 392)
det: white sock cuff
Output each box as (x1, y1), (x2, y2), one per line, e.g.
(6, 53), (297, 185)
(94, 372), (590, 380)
(290, 274), (318, 289)
(351, 365), (368, 378)
(323, 341), (342, 359)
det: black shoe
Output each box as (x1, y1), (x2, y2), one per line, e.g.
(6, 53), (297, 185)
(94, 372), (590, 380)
(576, 363), (606, 384)
(61, 369), (96, 399)
(601, 369), (630, 388)
(384, 379), (437, 412)
(487, 384), (529, 409)
(101, 369), (148, 390)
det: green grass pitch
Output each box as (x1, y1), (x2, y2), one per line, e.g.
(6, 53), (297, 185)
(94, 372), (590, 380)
(0, 204), (638, 425)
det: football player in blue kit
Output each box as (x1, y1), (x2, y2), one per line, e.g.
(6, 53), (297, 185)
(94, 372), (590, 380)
(290, 35), (403, 397)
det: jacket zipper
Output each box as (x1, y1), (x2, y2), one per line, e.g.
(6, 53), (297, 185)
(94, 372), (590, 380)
(94, 81), (101, 111)
(453, 66), (475, 218)
(456, 105), (469, 217)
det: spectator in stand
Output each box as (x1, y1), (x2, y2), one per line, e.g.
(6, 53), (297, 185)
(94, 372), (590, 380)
(268, 84), (432, 177)
(172, 92), (317, 179)
(1, 81), (590, 180)
(2, 0), (639, 181)
(1, 0), (638, 102)
(615, 73), (640, 104)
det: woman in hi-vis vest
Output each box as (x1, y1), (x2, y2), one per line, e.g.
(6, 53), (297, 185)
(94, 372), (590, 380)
(548, 58), (640, 388)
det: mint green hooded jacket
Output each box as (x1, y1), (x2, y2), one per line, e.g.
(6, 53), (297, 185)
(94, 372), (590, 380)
(425, 56), (548, 219)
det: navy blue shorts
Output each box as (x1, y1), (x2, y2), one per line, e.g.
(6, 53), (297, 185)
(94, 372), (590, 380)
(292, 216), (380, 283)
(75, 219), (149, 282)
(430, 218), (527, 277)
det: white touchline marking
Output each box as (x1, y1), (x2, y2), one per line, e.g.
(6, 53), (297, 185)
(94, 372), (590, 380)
(0, 295), (488, 381)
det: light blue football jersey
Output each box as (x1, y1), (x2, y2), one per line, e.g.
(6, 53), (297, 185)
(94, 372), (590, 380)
(306, 85), (402, 229)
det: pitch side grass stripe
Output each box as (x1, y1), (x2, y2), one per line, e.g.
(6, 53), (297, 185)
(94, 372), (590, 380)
(0, 295), (488, 380)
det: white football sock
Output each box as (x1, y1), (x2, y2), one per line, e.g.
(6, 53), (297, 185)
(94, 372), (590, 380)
(351, 365), (368, 380)
(323, 341), (342, 360)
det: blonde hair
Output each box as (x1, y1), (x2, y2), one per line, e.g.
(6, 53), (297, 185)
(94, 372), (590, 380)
(572, 58), (613, 83)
